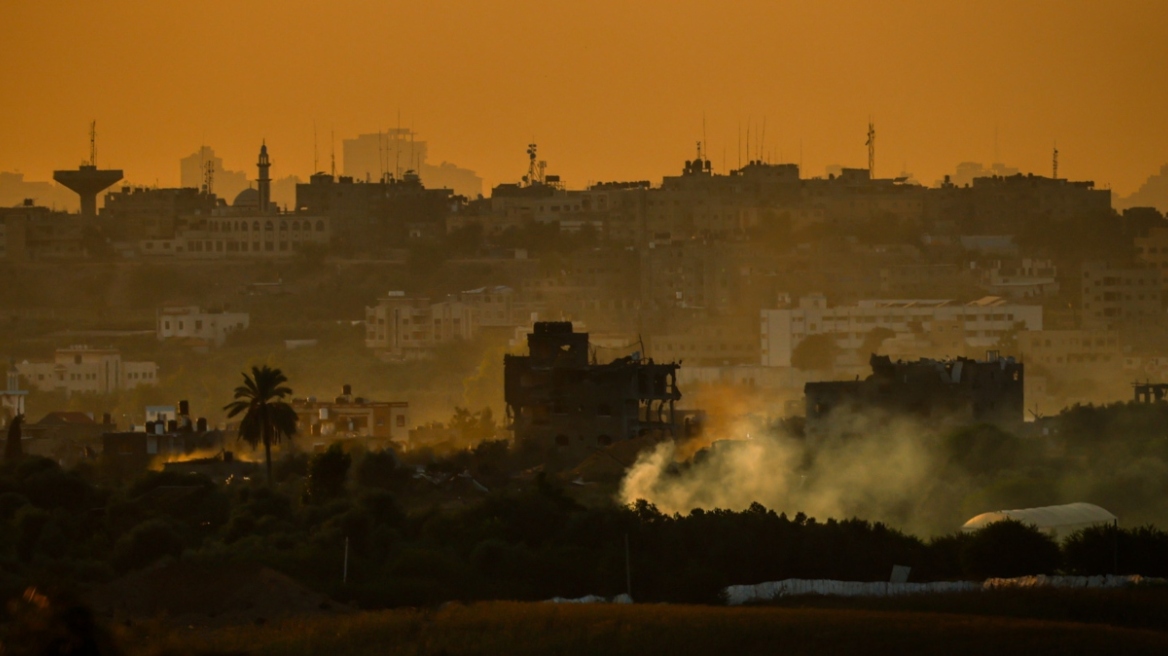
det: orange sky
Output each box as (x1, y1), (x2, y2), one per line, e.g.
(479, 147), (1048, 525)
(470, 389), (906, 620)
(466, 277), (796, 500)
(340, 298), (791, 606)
(2, 0), (1166, 195)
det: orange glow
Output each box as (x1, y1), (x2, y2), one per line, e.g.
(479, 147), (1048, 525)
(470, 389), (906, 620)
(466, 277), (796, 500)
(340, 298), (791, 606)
(2, 1), (1166, 194)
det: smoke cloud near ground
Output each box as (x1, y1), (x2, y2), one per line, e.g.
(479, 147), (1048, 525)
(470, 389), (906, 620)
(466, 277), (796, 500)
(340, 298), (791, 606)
(619, 383), (1168, 538)
(619, 404), (958, 537)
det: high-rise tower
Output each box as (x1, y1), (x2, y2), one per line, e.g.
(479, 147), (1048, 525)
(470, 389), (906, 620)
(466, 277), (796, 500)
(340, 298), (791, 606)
(256, 141), (272, 212)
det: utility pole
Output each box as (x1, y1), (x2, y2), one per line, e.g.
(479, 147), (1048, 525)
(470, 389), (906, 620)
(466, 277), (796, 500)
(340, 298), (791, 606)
(866, 120), (875, 178)
(1052, 146), (1059, 180)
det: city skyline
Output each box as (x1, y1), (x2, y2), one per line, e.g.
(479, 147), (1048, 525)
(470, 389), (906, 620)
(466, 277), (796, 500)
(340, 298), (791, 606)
(2, 1), (1166, 196)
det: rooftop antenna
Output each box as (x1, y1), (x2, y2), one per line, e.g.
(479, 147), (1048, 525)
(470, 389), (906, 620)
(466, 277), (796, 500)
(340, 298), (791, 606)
(203, 159), (214, 195)
(378, 129), (385, 182)
(395, 109), (401, 179)
(866, 119), (876, 178)
(313, 121), (319, 173)
(737, 120), (742, 169)
(525, 142), (539, 186)
(89, 120), (96, 167)
(1052, 144), (1059, 180)
(760, 116), (767, 162)
(745, 118), (751, 165)
(702, 112), (707, 167)
(330, 129), (336, 178)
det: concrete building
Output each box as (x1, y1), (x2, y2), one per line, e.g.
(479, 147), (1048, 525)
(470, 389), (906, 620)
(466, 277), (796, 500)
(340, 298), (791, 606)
(295, 171), (454, 251)
(1, 365), (27, 426)
(156, 305), (249, 347)
(805, 353), (1024, 432)
(1017, 329), (1122, 371)
(17, 346), (159, 396)
(0, 202), (86, 261)
(503, 322), (686, 455)
(458, 286), (540, 329)
(365, 292), (475, 359)
(979, 259), (1060, 299)
(139, 215), (330, 259)
(649, 317), (760, 366)
(1080, 261), (1162, 330)
(1134, 227), (1168, 293)
(101, 185), (221, 240)
(760, 295), (1042, 367)
(102, 402), (221, 478)
(291, 384), (410, 446)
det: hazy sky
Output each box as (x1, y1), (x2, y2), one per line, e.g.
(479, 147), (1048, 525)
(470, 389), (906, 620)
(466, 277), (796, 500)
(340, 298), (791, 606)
(3, 0), (1166, 194)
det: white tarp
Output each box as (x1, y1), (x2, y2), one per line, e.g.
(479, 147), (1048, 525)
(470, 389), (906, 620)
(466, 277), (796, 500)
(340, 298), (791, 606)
(723, 574), (1164, 605)
(961, 502), (1116, 535)
(545, 593), (634, 604)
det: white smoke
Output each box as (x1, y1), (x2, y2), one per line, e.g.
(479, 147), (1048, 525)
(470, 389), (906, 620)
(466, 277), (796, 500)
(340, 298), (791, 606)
(618, 404), (966, 537)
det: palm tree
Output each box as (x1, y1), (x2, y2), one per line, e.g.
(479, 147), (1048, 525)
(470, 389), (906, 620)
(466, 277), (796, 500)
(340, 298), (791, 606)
(224, 365), (299, 483)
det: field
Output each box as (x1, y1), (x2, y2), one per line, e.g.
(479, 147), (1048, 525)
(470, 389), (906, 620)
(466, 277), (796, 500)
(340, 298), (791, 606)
(123, 596), (1168, 656)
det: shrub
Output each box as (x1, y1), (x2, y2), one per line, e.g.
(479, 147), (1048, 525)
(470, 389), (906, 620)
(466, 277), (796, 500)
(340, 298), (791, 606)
(961, 519), (1060, 579)
(111, 519), (186, 573)
(306, 444), (352, 503)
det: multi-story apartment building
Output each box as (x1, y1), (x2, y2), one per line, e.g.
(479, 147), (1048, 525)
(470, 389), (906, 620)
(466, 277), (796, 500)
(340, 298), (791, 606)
(156, 305), (250, 347)
(140, 215), (330, 259)
(292, 384), (410, 445)
(1016, 329), (1122, 370)
(760, 295), (1042, 367)
(1080, 261), (1162, 330)
(1134, 227), (1168, 294)
(649, 317), (760, 366)
(365, 292), (475, 359)
(17, 346), (159, 396)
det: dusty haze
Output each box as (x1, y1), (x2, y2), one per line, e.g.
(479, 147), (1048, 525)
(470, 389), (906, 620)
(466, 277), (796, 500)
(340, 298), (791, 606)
(2, 1), (1167, 194)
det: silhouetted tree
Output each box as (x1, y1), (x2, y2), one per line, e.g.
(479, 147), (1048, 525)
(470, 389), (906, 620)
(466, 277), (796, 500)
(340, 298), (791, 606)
(791, 334), (840, 371)
(5, 413), (23, 461)
(224, 365), (298, 484)
(960, 519), (1060, 579)
(306, 443), (352, 502)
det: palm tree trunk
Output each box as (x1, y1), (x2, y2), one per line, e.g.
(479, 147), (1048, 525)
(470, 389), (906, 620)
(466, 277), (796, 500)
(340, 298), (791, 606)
(265, 438), (273, 484)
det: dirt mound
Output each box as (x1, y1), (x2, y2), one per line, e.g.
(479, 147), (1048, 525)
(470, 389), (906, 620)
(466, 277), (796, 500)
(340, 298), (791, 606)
(88, 561), (349, 627)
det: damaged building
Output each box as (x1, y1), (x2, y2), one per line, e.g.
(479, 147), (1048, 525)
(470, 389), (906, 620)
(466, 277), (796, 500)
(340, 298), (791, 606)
(101, 401), (223, 478)
(804, 352), (1024, 433)
(504, 322), (690, 454)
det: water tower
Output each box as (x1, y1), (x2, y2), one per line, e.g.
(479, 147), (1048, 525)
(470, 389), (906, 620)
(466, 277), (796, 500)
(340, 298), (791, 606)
(53, 122), (123, 217)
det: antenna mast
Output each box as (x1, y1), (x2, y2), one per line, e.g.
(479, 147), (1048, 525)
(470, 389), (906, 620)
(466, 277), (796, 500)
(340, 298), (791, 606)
(525, 143), (540, 186)
(203, 159), (214, 195)
(89, 121), (96, 167)
(1052, 145), (1059, 180)
(866, 120), (876, 178)
(330, 129), (336, 178)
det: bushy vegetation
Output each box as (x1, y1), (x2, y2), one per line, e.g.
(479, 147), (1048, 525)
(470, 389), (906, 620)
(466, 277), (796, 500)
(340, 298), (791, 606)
(3, 440), (1168, 615)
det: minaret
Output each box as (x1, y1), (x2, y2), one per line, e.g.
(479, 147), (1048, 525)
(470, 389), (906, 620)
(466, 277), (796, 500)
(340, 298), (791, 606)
(257, 141), (272, 213)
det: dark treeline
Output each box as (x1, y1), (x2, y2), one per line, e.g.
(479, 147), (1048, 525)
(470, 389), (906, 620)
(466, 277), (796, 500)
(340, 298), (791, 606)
(2, 443), (1167, 610)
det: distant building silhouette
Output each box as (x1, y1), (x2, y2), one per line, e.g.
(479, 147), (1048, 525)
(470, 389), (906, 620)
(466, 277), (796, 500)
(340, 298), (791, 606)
(179, 146), (249, 205)
(0, 172), (77, 211)
(1117, 163), (1168, 213)
(343, 130), (482, 198)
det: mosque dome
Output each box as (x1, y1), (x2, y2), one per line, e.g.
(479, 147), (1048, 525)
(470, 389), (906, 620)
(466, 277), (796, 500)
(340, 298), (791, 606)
(233, 187), (259, 209)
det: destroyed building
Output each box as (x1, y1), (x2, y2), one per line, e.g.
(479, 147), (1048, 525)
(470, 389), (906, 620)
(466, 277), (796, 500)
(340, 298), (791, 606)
(101, 400), (223, 478)
(504, 322), (686, 454)
(804, 353), (1024, 432)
